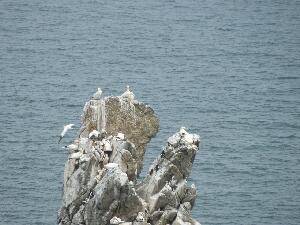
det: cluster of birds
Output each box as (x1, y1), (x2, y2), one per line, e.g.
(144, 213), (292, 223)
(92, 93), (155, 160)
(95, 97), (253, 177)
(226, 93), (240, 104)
(58, 86), (134, 144)
(57, 87), (197, 224)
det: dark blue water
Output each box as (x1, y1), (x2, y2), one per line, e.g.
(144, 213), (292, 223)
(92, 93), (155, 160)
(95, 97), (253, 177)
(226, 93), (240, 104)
(1, 0), (299, 224)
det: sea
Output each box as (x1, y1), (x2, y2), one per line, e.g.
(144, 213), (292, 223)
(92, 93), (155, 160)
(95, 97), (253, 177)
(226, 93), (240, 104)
(0, 0), (299, 225)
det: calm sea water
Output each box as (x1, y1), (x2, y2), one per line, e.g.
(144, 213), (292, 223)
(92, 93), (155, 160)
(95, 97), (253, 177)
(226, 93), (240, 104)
(0, 0), (299, 224)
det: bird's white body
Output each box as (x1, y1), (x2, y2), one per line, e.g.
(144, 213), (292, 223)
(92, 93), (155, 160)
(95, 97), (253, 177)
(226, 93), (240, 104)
(110, 216), (124, 224)
(121, 85), (134, 101)
(179, 127), (188, 137)
(64, 144), (78, 151)
(59, 124), (75, 143)
(104, 163), (118, 170)
(89, 130), (100, 139)
(93, 88), (102, 100)
(61, 124), (75, 137)
(116, 133), (125, 141)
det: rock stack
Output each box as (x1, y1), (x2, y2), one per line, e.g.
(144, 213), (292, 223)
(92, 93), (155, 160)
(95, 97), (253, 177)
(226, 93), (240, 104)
(57, 87), (201, 225)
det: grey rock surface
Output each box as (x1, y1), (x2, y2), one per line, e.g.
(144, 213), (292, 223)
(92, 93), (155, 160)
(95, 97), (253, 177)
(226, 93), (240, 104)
(58, 88), (201, 225)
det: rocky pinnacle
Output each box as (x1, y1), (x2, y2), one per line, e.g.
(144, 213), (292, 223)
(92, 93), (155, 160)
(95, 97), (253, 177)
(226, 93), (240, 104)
(57, 88), (201, 225)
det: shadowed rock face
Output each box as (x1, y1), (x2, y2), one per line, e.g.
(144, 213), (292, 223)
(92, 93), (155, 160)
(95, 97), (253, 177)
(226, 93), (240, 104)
(58, 89), (201, 225)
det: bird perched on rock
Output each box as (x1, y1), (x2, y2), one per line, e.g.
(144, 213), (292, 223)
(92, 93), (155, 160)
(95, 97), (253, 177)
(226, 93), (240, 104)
(89, 130), (100, 139)
(92, 88), (102, 100)
(58, 124), (75, 143)
(104, 163), (118, 170)
(110, 216), (124, 224)
(62, 143), (78, 151)
(121, 85), (135, 101)
(136, 212), (145, 222)
(179, 127), (188, 137)
(116, 132), (125, 141)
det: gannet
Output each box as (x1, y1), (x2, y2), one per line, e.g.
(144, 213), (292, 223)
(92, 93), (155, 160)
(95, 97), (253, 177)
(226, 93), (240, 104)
(116, 133), (125, 141)
(92, 88), (102, 100)
(63, 143), (78, 151)
(89, 130), (100, 139)
(179, 127), (188, 137)
(58, 124), (75, 143)
(104, 163), (118, 170)
(110, 216), (124, 224)
(121, 85), (135, 100)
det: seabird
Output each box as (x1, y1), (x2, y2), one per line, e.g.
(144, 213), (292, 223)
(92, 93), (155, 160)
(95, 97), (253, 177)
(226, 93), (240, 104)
(116, 133), (125, 141)
(89, 130), (100, 139)
(58, 124), (75, 143)
(120, 85), (135, 101)
(63, 143), (78, 151)
(104, 163), (118, 170)
(110, 216), (124, 225)
(155, 164), (159, 172)
(179, 127), (188, 137)
(92, 88), (102, 100)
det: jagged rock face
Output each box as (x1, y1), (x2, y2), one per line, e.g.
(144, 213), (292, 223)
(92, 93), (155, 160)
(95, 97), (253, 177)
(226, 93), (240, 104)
(80, 96), (159, 174)
(58, 90), (201, 225)
(135, 131), (200, 225)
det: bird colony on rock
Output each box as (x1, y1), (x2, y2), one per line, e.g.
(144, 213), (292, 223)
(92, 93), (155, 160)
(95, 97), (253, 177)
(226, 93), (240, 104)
(57, 87), (201, 225)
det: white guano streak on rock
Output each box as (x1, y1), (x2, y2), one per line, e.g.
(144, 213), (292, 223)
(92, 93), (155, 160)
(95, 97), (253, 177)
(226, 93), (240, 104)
(97, 99), (106, 131)
(118, 96), (137, 123)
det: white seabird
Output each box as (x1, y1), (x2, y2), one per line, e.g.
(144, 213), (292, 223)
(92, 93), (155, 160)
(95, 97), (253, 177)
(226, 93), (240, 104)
(110, 216), (124, 224)
(89, 130), (100, 139)
(63, 143), (78, 151)
(121, 85), (135, 101)
(58, 124), (75, 143)
(116, 133), (125, 141)
(104, 163), (118, 170)
(93, 88), (102, 100)
(179, 127), (188, 137)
